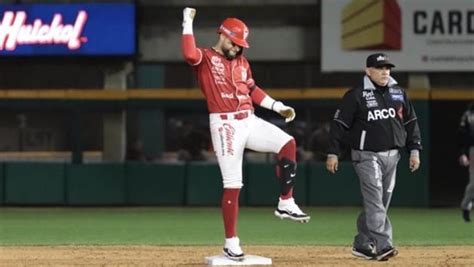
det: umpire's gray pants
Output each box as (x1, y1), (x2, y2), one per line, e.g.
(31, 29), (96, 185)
(461, 146), (474, 211)
(351, 149), (400, 252)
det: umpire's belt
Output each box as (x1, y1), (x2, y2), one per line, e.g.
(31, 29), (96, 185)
(219, 110), (252, 120)
(377, 149), (399, 157)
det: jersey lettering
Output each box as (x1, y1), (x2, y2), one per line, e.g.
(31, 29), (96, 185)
(367, 108), (396, 121)
(211, 56), (226, 85)
(218, 123), (235, 156)
(194, 48), (254, 113)
(363, 91), (375, 100)
(221, 92), (234, 99)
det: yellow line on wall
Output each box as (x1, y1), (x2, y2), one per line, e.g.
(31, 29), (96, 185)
(128, 89), (204, 99)
(303, 88), (348, 99)
(430, 89), (474, 100)
(406, 90), (430, 100)
(66, 90), (128, 100)
(0, 88), (472, 100)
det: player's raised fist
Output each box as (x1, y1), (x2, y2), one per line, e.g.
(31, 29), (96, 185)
(280, 106), (296, 123)
(272, 101), (296, 123)
(183, 7), (196, 22)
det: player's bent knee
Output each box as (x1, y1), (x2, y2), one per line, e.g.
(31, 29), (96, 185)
(287, 138), (296, 148)
(223, 178), (243, 189)
(278, 138), (295, 153)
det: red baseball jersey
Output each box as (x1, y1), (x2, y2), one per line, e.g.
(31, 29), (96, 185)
(182, 35), (266, 113)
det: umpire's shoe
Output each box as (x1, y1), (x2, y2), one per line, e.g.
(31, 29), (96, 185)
(223, 237), (245, 261)
(352, 246), (376, 260)
(376, 246), (398, 261)
(462, 209), (471, 222)
(274, 197), (310, 223)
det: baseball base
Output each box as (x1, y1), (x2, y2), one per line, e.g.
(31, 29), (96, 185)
(205, 254), (272, 265)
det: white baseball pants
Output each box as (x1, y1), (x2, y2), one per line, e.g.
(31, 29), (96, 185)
(209, 110), (293, 188)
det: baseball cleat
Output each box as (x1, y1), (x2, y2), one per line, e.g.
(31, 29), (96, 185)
(274, 197), (310, 223)
(352, 247), (376, 260)
(375, 246), (398, 261)
(223, 237), (245, 261)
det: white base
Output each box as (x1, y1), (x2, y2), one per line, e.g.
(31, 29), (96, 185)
(205, 254), (272, 266)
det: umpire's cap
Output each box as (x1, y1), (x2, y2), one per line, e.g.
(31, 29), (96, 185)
(366, 53), (395, 68)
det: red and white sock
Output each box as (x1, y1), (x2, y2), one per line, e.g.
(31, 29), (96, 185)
(277, 139), (296, 199)
(222, 188), (240, 238)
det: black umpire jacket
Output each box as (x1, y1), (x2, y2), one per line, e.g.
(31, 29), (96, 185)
(328, 75), (422, 156)
(457, 104), (474, 156)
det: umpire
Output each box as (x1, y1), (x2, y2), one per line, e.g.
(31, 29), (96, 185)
(326, 53), (422, 261)
(458, 102), (474, 222)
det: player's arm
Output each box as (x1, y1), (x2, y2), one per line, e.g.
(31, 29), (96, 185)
(403, 92), (422, 152)
(248, 76), (296, 123)
(326, 89), (357, 173)
(402, 92), (422, 172)
(252, 86), (296, 123)
(457, 110), (470, 167)
(181, 7), (202, 65)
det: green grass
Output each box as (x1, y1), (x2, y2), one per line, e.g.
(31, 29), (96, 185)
(0, 207), (472, 246)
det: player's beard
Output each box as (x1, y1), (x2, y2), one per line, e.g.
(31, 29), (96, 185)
(223, 47), (243, 60)
(223, 48), (237, 60)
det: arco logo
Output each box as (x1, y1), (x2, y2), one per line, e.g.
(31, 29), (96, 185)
(367, 108), (396, 121)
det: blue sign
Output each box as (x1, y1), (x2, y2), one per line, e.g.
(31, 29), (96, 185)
(0, 3), (135, 56)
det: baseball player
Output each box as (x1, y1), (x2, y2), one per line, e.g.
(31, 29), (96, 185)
(458, 102), (473, 222)
(181, 7), (309, 261)
(326, 53), (422, 261)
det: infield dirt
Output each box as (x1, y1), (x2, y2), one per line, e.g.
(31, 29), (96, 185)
(1, 245), (473, 266)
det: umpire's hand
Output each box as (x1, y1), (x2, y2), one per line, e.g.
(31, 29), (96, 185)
(326, 155), (339, 173)
(409, 155), (420, 172)
(459, 154), (469, 167)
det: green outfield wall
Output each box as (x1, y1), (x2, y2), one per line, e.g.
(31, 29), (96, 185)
(66, 164), (126, 205)
(0, 164), (4, 205)
(5, 163), (65, 205)
(0, 89), (470, 207)
(0, 160), (429, 207)
(126, 162), (186, 205)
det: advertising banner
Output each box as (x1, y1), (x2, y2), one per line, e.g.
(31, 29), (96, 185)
(321, 0), (474, 71)
(0, 3), (135, 56)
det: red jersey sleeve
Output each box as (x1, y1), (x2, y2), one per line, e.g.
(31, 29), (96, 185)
(246, 67), (268, 105)
(181, 34), (202, 66)
(250, 86), (268, 105)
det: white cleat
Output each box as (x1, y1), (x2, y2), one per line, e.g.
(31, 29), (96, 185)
(274, 197), (310, 223)
(222, 236), (245, 261)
